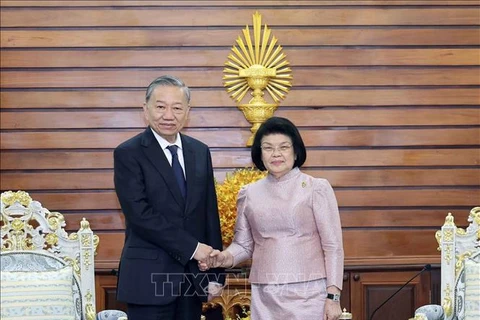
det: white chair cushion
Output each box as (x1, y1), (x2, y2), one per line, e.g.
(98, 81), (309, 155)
(415, 304), (444, 320)
(96, 310), (128, 320)
(465, 258), (480, 319)
(0, 265), (75, 320)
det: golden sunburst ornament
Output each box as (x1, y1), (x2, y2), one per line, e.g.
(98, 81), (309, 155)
(223, 11), (292, 146)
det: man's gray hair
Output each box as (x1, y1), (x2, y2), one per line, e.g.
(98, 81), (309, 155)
(145, 75), (191, 104)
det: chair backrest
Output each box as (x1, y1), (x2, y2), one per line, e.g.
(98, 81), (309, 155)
(435, 207), (480, 320)
(0, 190), (99, 320)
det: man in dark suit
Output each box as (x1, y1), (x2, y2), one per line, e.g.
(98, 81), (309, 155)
(114, 75), (224, 320)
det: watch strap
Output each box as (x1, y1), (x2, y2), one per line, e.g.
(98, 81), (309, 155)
(326, 293), (341, 302)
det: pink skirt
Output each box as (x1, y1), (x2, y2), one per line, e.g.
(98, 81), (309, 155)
(250, 278), (327, 320)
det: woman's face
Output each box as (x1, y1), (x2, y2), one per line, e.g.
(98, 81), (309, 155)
(260, 133), (295, 179)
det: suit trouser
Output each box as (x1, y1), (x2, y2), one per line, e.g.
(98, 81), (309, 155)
(126, 274), (203, 320)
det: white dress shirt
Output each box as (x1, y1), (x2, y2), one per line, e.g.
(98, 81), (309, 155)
(150, 128), (186, 178)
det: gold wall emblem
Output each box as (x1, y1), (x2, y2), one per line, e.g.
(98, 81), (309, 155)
(223, 11), (292, 146)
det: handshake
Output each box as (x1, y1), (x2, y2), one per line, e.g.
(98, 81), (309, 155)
(194, 243), (233, 271)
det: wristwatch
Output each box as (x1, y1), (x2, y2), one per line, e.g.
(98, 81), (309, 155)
(326, 293), (341, 302)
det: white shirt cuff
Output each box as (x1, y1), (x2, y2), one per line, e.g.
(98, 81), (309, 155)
(190, 242), (200, 260)
(207, 282), (224, 295)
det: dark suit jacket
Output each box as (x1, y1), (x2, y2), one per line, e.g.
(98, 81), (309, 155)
(114, 128), (224, 305)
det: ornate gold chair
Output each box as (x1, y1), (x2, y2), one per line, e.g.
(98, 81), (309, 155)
(202, 279), (251, 319)
(415, 207), (480, 320)
(0, 190), (127, 320)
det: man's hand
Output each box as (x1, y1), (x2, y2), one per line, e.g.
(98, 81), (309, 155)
(198, 260), (209, 271)
(193, 243), (213, 262)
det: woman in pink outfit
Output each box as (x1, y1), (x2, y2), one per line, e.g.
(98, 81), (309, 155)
(201, 117), (344, 320)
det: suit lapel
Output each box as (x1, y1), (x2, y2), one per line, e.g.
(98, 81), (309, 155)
(182, 135), (196, 215)
(141, 128), (185, 208)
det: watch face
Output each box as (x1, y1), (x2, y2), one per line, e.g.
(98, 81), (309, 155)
(327, 293), (341, 301)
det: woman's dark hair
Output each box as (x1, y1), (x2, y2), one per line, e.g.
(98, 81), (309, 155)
(251, 116), (307, 171)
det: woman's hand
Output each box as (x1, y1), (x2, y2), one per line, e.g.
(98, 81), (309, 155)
(208, 250), (227, 268)
(197, 249), (233, 270)
(324, 299), (342, 320)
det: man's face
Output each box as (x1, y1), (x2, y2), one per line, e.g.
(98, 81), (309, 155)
(143, 85), (190, 143)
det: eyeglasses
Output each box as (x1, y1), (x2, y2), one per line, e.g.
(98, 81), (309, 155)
(260, 144), (293, 154)
(155, 105), (187, 115)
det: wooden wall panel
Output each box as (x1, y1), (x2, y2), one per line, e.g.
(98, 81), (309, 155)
(2, 89), (479, 108)
(2, 8), (479, 27)
(3, 29), (480, 47)
(23, 189), (479, 210)
(1, 1), (479, 270)
(3, 49), (479, 68)
(60, 208), (472, 233)
(3, 68), (480, 87)
(2, 128), (479, 149)
(2, 1), (479, 6)
(2, 149), (478, 170)
(3, 169), (479, 190)
(2, 109), (479, 129)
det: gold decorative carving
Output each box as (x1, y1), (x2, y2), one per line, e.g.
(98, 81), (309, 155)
(470, 206), (480, 224)
(1, 239), (14, 251)
(1, 223), (9, 234)
(80, 217), (91, 231)
(63, 256), (81, 278)
(1, 232), (33, 251)
(339, 308), (353, 319)
(85, 290), (96, 320)
(93, 235), (99, 255)
(469, 207), (480, 239)
(47, 212), (65, 231)
(435, 230), (441, 251)
(85, 304), (95, 320)
(81, 233), (91, 247)
(442, 284), (453, 317)
(455, 251), (472, 276)
(444, 212), (455, 226)
(11, 218), (24, 231)
(2, 217), (34, 251)
(223, 11), (292, 146)
(443, 229), (453, 242)
(1, 190), (32, 207)
(444, 244), (452, 265)
(203, 291), (251, 319)
(83, 250), (92, 270)
(45, 233), (58, 246)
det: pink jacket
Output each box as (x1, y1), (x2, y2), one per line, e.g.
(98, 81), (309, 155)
(226, 168), (344, 289)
